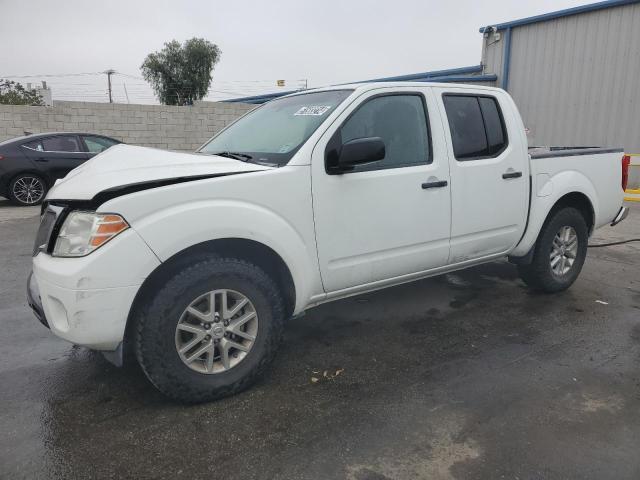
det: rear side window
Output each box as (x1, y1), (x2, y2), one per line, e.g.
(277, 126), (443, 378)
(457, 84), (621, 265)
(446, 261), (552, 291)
(478, 97), (506, 154)
(41, 136), (81, 152)
(443, 94), (507, 160)
(82, 136), (118, 153)
(22, 140), (43, 151)
(338, 94), (431, 172)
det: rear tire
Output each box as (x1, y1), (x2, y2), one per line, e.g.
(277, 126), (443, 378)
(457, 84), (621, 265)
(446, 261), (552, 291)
(133, 255), (286, 403)
(8, 174), (47, 206)
(518, 207), (588, 293)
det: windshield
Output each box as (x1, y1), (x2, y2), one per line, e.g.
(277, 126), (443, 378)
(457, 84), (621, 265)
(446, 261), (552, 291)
(199, 90), (353, 166)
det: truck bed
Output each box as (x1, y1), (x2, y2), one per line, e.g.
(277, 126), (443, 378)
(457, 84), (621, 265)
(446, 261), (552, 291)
(510, 146), (625, 257)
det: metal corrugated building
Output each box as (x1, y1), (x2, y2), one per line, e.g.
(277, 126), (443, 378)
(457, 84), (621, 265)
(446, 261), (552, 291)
(480, 0), (640, 153)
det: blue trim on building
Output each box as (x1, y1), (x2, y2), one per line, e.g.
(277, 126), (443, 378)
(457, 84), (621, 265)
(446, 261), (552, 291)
(479, 0), (640, 32)
(223, 65), (494, 104)
(415, 74), (498, 83)
(358, 64), (483, 83)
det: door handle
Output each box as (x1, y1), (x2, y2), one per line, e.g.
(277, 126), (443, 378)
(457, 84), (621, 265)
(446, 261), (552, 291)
(35, 158), (49, 163)
(422, 180), (448, 189)
(502, 171), (522, 179)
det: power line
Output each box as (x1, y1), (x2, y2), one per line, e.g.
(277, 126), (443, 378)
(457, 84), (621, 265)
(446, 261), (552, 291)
(3, 71), (305, 95)
(0, 72), (103, 78)
(115, 72), (143, 80)
(2, 70), (307, 103)
(3, 71), (308, 86)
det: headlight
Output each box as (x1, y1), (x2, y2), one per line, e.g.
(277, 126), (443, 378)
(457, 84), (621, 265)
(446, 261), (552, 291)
(53, 211), (129, 257)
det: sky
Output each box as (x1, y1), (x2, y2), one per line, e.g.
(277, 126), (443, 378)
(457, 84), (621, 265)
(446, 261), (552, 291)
(0, 0), (590, 104)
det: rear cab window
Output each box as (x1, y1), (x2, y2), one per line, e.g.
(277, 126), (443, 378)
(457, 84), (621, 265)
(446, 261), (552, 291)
(442, 94), (508, 160)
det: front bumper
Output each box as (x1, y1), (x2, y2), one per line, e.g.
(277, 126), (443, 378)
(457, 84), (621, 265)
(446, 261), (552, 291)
(27, 272), (48, 328)
(28, 271), (140, 350)
(27, 228), (161, 352)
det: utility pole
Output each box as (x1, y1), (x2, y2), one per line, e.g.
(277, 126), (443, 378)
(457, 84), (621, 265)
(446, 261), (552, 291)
(104, 69), (115, 103)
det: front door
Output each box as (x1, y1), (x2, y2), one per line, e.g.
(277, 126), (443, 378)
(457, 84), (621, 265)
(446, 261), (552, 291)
(312, 88), (451, 293)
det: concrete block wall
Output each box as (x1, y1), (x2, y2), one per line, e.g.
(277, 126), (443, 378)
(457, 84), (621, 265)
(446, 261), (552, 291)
(0, 101), (255, 151)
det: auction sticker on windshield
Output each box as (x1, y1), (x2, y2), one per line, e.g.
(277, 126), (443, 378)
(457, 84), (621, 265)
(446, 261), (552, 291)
(294, 106), (332, 116)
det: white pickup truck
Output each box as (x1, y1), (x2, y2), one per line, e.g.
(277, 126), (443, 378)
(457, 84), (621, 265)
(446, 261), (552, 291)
(28, 82), (629, 402)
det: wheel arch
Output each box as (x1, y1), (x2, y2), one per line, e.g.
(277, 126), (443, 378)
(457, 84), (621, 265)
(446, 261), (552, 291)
(547, 191), (594, 233)
(124, 238), (296, 357)
(511, 186), (596, 259)
(9, 169), (52, 188)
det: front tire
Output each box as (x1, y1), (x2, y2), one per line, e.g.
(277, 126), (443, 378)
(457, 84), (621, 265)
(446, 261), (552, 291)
(518, 207), (588, 293)
(8, 174), (47, 206)
(133, 256), (286, 403)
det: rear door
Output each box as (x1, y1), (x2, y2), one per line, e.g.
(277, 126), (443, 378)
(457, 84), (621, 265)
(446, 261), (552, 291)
(312, 87), (451, 293)
(22, 135), (90, 180)
(435, 88), (528, 263)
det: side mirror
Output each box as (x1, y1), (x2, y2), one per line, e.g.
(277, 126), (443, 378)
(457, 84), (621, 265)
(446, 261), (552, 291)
(327, 137), (385, 173)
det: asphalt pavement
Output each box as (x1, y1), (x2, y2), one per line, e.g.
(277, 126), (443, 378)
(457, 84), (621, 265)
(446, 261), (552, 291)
(1, 199), (639, 480)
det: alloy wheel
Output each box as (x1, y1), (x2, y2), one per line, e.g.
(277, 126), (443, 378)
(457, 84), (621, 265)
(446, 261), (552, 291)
(550, 225), (578, 276)
(12, 176), (45, 205)
(175, 289), (258, 374)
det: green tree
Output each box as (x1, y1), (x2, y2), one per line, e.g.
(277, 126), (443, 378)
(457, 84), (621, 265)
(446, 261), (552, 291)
(141, 38), (222, 105)
(0, 79), (43, 106)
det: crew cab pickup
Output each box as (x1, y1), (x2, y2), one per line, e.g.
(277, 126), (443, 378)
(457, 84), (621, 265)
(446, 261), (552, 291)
(28, 83), (629, 402)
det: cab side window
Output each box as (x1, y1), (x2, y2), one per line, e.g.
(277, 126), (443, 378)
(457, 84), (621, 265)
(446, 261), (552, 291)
(337, 94), (431, 172)
(442, 94), (508, 160)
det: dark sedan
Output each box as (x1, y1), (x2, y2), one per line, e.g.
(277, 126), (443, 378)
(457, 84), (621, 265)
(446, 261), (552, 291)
(0, 132), (121, 206)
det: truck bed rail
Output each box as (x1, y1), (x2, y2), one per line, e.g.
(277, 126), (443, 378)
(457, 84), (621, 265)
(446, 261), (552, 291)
(528, 147), (624, 159)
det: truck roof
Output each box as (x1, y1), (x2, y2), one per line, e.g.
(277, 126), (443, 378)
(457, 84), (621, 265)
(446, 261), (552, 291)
(280, 81), (504, 99)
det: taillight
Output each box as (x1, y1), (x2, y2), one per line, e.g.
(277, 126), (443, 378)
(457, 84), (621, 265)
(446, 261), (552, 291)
(0, 155), (4, 160)
(622, 154), (630, 191)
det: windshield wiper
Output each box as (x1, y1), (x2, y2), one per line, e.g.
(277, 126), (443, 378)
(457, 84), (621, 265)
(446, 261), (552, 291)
(206, 151), (281, 167)
(211, 151), (253, 162)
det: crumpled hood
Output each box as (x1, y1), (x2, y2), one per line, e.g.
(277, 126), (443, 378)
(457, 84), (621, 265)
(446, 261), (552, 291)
(47, 144), (272, 201)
